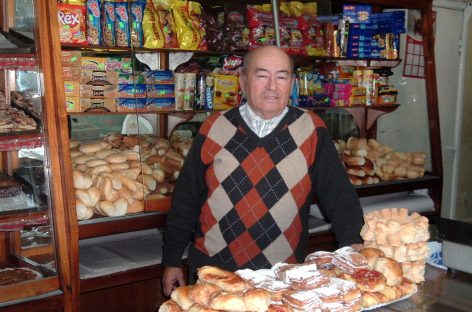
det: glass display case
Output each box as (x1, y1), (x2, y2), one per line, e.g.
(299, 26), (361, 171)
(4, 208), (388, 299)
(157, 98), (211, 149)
(0, 0), (76, 309)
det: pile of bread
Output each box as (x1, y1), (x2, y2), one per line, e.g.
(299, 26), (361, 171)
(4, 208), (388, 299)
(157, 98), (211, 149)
(71, 133), (191, 220)
(159, 246), (419, 312)
(360, 207), (430, 283)
(334, 137), (426, 185)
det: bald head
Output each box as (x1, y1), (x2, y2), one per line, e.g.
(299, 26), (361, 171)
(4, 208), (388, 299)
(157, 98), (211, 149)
(242, 45), (294, 76)
(239, 45), (294, 120)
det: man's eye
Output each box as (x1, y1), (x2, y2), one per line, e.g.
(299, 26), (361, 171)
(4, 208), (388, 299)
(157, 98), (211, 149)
(257, 74), (268, 78)
(277, 75), (288, 80)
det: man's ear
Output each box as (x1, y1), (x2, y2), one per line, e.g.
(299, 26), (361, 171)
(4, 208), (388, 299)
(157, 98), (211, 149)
(239, 74), (246, 95)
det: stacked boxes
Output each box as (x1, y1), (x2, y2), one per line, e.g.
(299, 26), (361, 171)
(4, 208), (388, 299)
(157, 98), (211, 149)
(342, 5), (406, 59)
(117, 70), (175, 112)
(62, 51), (82, 112)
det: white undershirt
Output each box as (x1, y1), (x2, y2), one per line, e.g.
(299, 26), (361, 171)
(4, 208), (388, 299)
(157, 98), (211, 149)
(239, 103), (289, 138)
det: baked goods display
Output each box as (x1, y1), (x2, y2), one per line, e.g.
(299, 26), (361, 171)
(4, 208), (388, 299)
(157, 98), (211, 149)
(360, 207), (430, 283)
(70, 133), (190, 220)
(0, 267), (42, 286)
(334, 137), (426, 185)
(0, 91), (38, 133)
(159, 245), (422, 311)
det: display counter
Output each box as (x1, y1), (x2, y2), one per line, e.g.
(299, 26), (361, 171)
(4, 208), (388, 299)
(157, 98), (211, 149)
(376, 264), (472, 311)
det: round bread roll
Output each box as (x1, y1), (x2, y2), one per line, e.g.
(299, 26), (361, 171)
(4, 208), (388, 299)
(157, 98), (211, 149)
(74, 154), (96, 165)
(372, 257), (403, 286)
(79, 142), (103, 155)
(188, 283), (221, 307)
(76, 198), (93, 220)
(351, 269), (386, 292)
(122, 150), (140, 161)
(198, 266), (252, 293)
(70, 139), (80, 149)
(87, 164), (112, 177)
(360, 248), (385, 269)
(171, 286), (194, 310)
(209, 292), (246, 311)
(109, 162), (130, 171)
(94, 149), (116, 160)
(73, 170), (93, 189)
(70, 150), (83, 158)
(127, 200), (144, 214)
(361, 291), (385, 308)
(105, 153), (127, 164)
(397, 277), (418, 296)
(378, 285), (402, 301)
(86, 159), (108, 168)
(95, 198), (128, 217)
(75, 187), (100, 207)
(186, 305), (219, 312)
(158, 300), (183, 312)
(243, 289), (270, 312)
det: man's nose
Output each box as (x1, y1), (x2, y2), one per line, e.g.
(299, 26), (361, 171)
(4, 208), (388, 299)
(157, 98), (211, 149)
(266, 75), (276, 91)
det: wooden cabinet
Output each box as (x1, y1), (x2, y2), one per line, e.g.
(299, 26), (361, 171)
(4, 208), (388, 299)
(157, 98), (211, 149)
(0, 0), (78, 310)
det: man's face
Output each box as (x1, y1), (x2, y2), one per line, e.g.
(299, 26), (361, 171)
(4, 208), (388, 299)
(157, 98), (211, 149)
(239, 47), (294, 119)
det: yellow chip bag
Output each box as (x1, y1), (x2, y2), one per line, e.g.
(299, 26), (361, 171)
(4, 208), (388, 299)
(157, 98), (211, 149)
(143, 1), (165, 49)
(171, 0), (201, 50)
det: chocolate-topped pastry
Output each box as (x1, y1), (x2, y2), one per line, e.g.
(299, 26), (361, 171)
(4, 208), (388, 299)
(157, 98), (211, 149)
(0, 177), (22, 198)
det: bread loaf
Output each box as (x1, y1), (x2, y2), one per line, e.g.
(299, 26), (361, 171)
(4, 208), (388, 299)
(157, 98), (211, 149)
(76, 198), (93, 220)
(79, 142), (103, 155)
(73, 170), (93, 189)
(75, 187), (100, 207)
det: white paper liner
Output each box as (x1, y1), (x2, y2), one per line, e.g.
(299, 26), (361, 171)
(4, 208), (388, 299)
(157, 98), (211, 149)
(361, 291), (416, 311)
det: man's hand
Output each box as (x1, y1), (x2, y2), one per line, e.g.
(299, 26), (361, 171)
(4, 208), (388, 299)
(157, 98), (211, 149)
(162, 266), (186, 297)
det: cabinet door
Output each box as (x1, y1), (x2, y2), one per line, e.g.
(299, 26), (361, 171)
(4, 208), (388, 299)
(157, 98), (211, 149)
(0, 0), (77, 309)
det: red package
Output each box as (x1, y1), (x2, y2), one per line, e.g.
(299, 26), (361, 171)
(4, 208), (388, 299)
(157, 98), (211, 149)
(57, 3), (87, 45)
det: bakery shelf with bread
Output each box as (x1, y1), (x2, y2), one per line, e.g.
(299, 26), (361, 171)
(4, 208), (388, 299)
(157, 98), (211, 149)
(70, 133), (191, 222)
(335, 137), (430, 185)
(158, 246), (422, 312)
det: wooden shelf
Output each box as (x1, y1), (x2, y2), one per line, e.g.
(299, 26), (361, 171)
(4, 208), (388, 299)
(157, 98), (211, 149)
(0, 211), (49, 231)
(354, 174), (441, 197)
(61, 43), (402, 69)
(77, 175), (440, 239)
(78, 212), (167, 239)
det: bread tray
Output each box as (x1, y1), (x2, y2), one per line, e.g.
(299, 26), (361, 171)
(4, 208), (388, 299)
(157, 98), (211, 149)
(361, 291), (416, 311)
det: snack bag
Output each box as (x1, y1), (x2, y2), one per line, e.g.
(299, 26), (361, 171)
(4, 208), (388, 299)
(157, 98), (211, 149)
(86, 0), (101, 45)
(115, 1), (131, 47)
(171, 0), (201, 50)
(101, 0), (115, 46)
(153, 0), (178, 48)
(204, 6), (224, 52)
(247, 4), (275, 48)
(57, 3), (87, 44)
(224, 9), (249, 51)
(130, 0), (147, 47)
(143, 1), (165, 49)
(188, 1), (207, 50)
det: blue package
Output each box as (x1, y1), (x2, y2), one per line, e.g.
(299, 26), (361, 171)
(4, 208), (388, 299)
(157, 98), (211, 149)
(343, 4), (372, 23)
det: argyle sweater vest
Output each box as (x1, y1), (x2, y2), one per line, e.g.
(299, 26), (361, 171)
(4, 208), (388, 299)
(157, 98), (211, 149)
(188, 107), (324, 270)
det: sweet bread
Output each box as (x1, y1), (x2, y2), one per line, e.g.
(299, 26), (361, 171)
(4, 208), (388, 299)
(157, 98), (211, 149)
(158, 300), (183, 312)
(209, 292), (246, 311)
(332, 247), (368, 274)
(304, 251), (334, 269)
(359, 248), (385, 269)
(187, 283), (221, 307)
(372, 257), (403, 286)
(171, 285), (194, 310)
(197, 266), (252, 293)
(243, 289), (270, 312)
(351, 269), (386, 292)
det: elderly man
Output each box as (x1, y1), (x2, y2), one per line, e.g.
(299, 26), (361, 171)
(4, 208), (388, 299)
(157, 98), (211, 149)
(162, 45), (364, 296)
